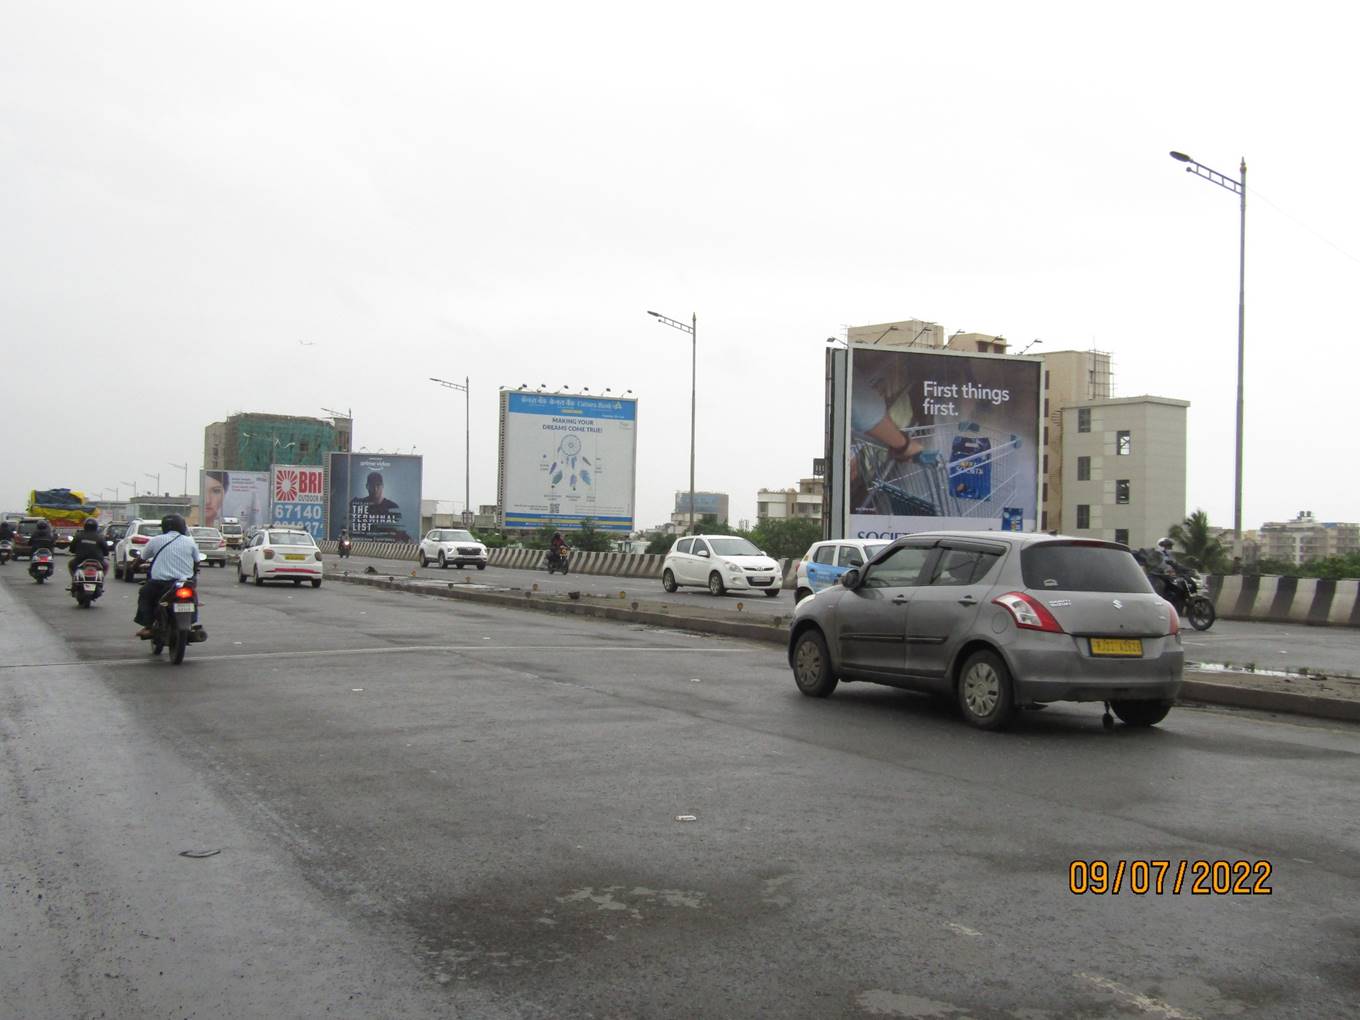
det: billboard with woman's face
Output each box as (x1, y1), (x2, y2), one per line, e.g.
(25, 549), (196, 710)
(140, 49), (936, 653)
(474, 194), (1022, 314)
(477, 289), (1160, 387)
(842, 346), (1043, 540)
(200, 470), (270, 531)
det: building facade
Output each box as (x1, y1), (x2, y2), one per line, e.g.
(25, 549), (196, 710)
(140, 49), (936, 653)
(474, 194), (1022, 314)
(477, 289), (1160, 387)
(671, 491), (730, 528)
(1038, 349), (1113, 532)
(757, 477), (824, 523)
(203, 413), (353, 472)
(1258, 511), (1360, 565)
(1060, 395), (1188, 549)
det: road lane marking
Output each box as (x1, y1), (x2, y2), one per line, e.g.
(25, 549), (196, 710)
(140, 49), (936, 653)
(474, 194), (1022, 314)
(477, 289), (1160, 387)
(0, 644), (753, 670)
(1077, 973), (1200, 1019)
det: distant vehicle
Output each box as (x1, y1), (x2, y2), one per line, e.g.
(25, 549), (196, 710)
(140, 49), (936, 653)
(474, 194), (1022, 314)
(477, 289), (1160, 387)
(661, 535), (782, 597)
(238, 528), (323, 588)
(418, 529), (488, 570)
(114, 519), (167, 582)
(220, 517), (245, 549)
(141, 577), (205, 665)
(68, 558), (105, 608)
(29, 547), (55, 583)
(189, 527), (229, 567)
(795, 539), (890, 602)
(788, 532), (1183, 730)
(101, 521), (129, 556)
(13, 517), (45, 560)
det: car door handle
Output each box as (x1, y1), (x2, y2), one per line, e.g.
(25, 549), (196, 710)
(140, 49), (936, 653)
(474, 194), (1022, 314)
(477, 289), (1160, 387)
(957, 595), (978, 607)
(891, 595), (910, 605)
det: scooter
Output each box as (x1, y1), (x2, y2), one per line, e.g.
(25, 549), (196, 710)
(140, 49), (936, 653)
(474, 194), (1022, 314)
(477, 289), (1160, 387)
(338, 537), (352, 558)
(69, 559), (105, 608)
(29, 548), (55, 584)
(141, 577), (207, 665)
(0, 539), (12, 564)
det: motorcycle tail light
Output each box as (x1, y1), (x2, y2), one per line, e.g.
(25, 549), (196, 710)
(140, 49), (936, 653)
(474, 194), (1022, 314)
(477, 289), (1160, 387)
(175, 586), (194, 600)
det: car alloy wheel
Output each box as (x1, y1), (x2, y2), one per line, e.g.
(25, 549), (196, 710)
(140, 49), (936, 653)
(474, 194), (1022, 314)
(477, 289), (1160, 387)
(662, 569), (678, 593)
(438, 552), (447, 568)
(792, 629), (837, 698)
(708, 572), (725, 596)
(419, 552), (428, 567)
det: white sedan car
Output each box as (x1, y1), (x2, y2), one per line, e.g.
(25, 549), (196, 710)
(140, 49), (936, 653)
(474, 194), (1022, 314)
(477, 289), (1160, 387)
(238, 528), (323, 588)
(418, 529), (488, 569)
(661, 535), (783, 597)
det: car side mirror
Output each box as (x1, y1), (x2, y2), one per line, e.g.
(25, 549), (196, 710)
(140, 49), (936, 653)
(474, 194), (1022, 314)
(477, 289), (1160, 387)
(841, 568), (862, 589)
(698, 549), (710, 558)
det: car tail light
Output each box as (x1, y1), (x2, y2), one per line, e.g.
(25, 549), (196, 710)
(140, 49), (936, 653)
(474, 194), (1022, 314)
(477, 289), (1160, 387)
(1167, 608), (1180, 636)
(132, 535), (149, 544)
(263, 548), (275, 559)
(992, 592), (1064, 633)
(314, 551), (323, 561)
(174, 586), (194, 600)
(217, 539), (226, 548)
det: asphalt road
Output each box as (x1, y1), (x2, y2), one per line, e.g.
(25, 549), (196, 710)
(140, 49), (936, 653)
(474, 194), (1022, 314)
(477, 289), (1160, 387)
(2, 565), (1358, 1018)
(333, 552), (1360, 675)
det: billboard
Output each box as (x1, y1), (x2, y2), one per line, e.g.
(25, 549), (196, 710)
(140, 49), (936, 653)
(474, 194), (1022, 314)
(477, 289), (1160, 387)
(327, 453), (423, 542)
(838, 346), (1042, 540)
(498, 392), (638, 533)
(271, 464), (327, 539)
(201, 470), (270, 531)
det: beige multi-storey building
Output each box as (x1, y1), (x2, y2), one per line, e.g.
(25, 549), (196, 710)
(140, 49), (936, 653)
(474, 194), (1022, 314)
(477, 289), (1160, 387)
(1258, 511), (1360, 565)
(757, 477), (824, 523)
(1060, 396), (1189, 549)
(1038, 349), (1113, 531)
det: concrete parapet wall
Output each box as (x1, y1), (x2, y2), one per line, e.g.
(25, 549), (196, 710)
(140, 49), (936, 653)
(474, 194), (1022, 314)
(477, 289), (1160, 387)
(1210, 575), (1360, 627)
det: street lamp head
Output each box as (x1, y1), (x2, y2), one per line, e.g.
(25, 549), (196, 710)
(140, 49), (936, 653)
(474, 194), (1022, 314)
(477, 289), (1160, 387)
(1169, 151), (1192, 163)
(646, 310), (660, 318)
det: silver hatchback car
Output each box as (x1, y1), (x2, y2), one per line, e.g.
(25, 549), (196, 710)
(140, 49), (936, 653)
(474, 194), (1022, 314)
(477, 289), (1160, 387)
(787, 532), (1183, 730)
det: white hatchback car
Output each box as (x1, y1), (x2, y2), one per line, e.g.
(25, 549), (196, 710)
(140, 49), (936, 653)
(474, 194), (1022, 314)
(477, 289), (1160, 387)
(661, 535), (783, 597)
(114, 518), (168, 582)
(794, 539), (891, 602)
(238, 528), (323, 587)
(418, 529), (488, 569)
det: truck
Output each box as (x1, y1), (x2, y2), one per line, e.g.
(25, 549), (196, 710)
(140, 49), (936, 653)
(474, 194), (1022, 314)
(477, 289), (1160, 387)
(27, 488), (100, 550)
(219, 517), (245, 550)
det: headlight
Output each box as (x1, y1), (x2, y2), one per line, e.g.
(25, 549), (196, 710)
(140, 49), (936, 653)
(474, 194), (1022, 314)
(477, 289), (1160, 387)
(726, 562), (742, 572)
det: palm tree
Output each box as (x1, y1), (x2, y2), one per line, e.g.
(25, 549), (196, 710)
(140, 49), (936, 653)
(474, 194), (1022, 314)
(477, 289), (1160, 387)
(1168, 509), (1231, 573)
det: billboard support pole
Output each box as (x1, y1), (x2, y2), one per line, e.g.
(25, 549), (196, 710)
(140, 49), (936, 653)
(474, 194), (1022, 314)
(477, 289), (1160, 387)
(430, 376), (471, 518)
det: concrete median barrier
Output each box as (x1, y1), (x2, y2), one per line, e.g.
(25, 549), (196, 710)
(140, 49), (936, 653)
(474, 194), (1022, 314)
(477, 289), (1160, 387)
(1211, 575), (1360, 627)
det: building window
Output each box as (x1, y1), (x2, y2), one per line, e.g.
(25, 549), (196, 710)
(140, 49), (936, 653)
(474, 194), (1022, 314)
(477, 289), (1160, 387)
(1041, 510), (1049, 530)
(1043, 398), (1049, 417)
(1116, 479), (1130, 504)
(1078, 407), (1091, 433)
(1077, 456), (1091, 481)
(1043, 425), (1049, 446)
(1117, 430), (1131, 456)
(1044, 370), (1050, 391)
(1076, 504), (1090, 529)
(1042, 454), (1047, 473)
(1042, 482), (1048, 502)
(1115, 528), (1130, 546)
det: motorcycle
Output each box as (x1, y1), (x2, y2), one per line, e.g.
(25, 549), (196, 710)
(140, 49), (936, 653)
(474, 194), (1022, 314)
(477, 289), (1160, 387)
(29, 548), (55, 584)
(69, 559), (105, 608)
(1156, 566), (1215, 631)
(338, 537), (352, 558)
(545, 547), (571, 575)
(140, 577), (207, 665)
(0, 539), (11, 564)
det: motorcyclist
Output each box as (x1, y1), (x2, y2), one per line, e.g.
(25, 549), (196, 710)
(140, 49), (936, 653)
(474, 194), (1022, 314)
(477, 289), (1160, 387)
(0, 519), (14, 544)
(29, 520), (56, 556)
(549, 531), (569, 565)
(134, 514), (204, 639)
(66, 519), (108, 576)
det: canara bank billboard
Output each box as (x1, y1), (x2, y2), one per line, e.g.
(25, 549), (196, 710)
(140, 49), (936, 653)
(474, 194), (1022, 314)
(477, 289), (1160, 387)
(825, 346), (1043, 540)
(497, 391), (638, 533)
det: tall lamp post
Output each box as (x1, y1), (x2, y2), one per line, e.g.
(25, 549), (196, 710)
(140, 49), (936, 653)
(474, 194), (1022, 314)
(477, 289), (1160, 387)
(1170, 149), (1247, 544)
(144, 472), (161, 496)
(647, 310), (697, 532)
(429, 377), (471, 524)
(120, 480), (137, 500)
(169, 461), (188, 498)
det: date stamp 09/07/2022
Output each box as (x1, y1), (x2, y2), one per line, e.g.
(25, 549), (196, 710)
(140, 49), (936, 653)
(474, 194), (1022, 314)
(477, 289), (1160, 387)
(1069, 859), (1273, 896)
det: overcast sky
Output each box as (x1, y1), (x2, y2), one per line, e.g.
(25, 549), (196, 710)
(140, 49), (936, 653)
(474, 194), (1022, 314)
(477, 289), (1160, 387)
(3, 2), (1356, 532)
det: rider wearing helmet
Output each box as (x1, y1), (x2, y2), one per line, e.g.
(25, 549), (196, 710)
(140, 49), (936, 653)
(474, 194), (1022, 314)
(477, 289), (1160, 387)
(133, 514), (205, 638)
(28, 519), (56, 556)
(66, 518), (108, 576)
(549, 530), (569, 565)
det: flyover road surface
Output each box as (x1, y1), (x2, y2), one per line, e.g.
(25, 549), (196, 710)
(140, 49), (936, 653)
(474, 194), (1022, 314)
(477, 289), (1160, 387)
(2, 566), (1358, 1019)
(332, 551), (1360, 675)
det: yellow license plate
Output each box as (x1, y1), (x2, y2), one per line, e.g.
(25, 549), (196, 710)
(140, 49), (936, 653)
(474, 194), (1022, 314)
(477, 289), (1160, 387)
(284, 553), (306, 561)
(1089, 638), (1143, 657)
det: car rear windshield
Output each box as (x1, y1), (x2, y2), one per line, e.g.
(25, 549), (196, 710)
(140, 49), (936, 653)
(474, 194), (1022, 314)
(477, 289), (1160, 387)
(709, 538), (761, 556)
(269, 530), (315, 546)
(191, 528), (221, 538)
(1021, 542), (1152, 593)
(135, 523), (162, 535)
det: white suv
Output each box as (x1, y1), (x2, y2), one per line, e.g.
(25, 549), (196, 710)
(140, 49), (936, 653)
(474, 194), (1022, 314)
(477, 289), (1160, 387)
(661, 535), (782, 597)
(418, 529), (488, 569)
(114, 518), (167, 582)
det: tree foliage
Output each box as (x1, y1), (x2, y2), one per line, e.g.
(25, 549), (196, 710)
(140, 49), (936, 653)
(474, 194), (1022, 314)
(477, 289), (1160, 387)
(748, 518), (822, 562)
(1167, 509), (1231, 574)
(1251, 553), (1360, 579)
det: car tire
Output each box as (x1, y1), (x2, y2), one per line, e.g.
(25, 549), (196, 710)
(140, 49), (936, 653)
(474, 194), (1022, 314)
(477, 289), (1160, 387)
(455, 563), (464, 570)
(476, 563), (486, 571)
(1110, 699), (1173, 727)
(123, 561), (137, 584)
(791, 628), (837, 698)
(419, 552), (429, 567)
(292, 579), (302, 587)
(238, 567), (247, 584)
(662, 569), (678, 593)
(310, 579), (322, 589)
(438, 552), (447, 569)
(253, 566), (264, 587)
(795, 587), (812, 603)
(763, 589), (780, 598)
(708, 572), (726, 597)
(956, 649), (1016, 731)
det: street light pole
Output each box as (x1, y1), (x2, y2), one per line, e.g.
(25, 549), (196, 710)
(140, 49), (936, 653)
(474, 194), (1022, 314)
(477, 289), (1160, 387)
(169, 461), (188, 497)
(144, 472), (160, 496)
(429, 377), (471, 521)
(648, 310), (697, 533)
(1170, 149), (1247, 544)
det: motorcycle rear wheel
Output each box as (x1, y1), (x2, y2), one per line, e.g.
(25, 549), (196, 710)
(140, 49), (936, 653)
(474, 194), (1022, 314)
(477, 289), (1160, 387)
(171, 627), (189, 665)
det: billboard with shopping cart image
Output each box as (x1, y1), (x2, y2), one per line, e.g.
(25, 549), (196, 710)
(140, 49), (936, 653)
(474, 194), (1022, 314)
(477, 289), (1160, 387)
(840, 346), (1042, 540)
